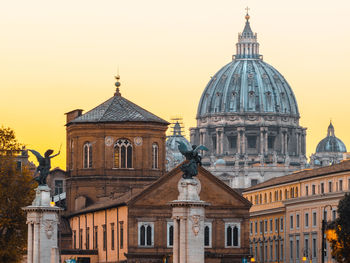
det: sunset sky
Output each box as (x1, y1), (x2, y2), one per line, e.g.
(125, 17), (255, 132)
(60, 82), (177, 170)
(1, 0), (350, 169)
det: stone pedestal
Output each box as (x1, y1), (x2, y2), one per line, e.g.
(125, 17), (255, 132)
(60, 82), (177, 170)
(170, 178), (210, 263)
(23, 185), (62, 263)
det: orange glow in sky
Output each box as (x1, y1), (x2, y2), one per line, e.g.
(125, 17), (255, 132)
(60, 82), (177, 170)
(1, 0), (350, 169)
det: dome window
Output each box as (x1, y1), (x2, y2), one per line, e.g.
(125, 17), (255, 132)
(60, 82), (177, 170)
(248, 91), (255, 97)
(114, 139), (133, 169)
(83, 142), (93, 169)
(152, 143), (159, 169)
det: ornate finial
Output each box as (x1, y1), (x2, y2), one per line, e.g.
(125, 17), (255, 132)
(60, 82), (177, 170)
(114, 74), (121, 96)
(245, 7), (250, 21)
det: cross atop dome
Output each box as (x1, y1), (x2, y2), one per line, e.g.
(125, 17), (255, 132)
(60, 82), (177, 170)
(234, 8), (261, 60)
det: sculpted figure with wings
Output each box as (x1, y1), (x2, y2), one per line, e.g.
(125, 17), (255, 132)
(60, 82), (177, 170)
(29, 148), (60, 185)
(177, 141), (208, 179)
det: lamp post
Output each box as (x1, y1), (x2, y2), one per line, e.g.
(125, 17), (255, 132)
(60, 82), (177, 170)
(302, 248), (312, 263)
(322, 205), (332, 263)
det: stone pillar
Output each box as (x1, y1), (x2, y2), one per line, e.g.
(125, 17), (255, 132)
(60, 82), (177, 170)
(23, 185), (62, 263)
(27, 223), (33, 263)
(265, 131), (268, 153)
(170, 178), (210, 263)
(220, 131), (224, 155)
(237, 130), (241, 155)
(173, 218), (179, 263)
(260, 128), (264, 154)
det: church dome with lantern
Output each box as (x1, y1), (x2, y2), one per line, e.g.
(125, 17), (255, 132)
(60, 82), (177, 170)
(190, 10), (307, 189)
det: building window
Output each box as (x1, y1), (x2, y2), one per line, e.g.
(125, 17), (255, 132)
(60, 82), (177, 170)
(281, 243), (284, 260)
(290, 239), (293, 260)
(167, 222), (173, 247)
(339, 179), (343, 191)
(114, 139), (133, 168)
(264, 193), (267, 203)
(269, 219), (273, 233)
(312, 184), (316, 195)
(152, 143), (158, 169)
(212, 136), (217, 151)
(290, 215), (294, 230)
(295, 187), (298, 197)
(204, 222), (212, 247)
(229, 136), (237, 149)
(275, 191), (278, 201)
(305, 213), (309, 228)
(225, 223), (240, 247)
(93, 226), (98, 249)
(269, 192), (272, 202)
(102, 224), (107, 251)
(79, 229), (83, 249)
(296, 238), (300, 259)
(73, 230), (76, 249)
(321, 182), (324, 194)
(296, 214), (300, 229)
(305, 185), (309, 196)
(111, 223), (115, 250)
(86, 227), (90, 250)
(247, 136), (257, 149)
(250, 222), (253, 235)
(304, 237), (309, 257)
(275, 218), (278, 233)
(16, 161), (22, 171)
(83, 142), (92, 168)
(270, 243), (273, 261)
(54, 180), (63, 195)
(264, 220), (267, 233)
(332, 209), (336, 220)
(312, 212), (317, 227)
(251, 179), (258, 187)
(268, 136), (275, 149)
(284, 189), (288, 199)
(255, 221), (258, 234)
(279, 190), (282, 200)
(275, 243), (278, 261)
(120, 221), (124, 249)
(260, 221), (263, 234)
(312, 237), (317, 258)
(69, 139), (74, 170)
(329, 181), (332, 193)
(138, 222), (154, 247)
(280, 217), (283, 231)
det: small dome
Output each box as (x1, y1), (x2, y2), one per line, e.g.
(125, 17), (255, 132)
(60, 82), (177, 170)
(166, 121), (191, 171)
(316, 123), (346, 153)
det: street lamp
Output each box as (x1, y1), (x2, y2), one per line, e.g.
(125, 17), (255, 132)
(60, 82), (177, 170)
(322, 205), (332, 263)
(302, 248), (312, 263)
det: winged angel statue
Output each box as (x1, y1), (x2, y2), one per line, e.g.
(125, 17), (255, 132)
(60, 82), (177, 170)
(29, 148), (60, 185)
(177, 141), (208, 179)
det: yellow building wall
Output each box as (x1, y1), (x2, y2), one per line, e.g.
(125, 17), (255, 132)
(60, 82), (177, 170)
(69, 205), (128, 263)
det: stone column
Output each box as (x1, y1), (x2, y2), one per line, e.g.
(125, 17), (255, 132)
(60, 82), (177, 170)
(237, 130), (241, 155)
(27, 223), (33, 263)
(265, 130), (268, 153)
(173, 218), (179, 263)
(241, 128), (246, 154)
(220, 131), (224, 155)
(170, 178), (210, 263)
(23, 185), (62, 263)
(260, 128), (264, 154)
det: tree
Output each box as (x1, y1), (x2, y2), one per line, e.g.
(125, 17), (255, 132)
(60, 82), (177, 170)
(0, 126), (36, 262)
(329, 193), (350, 262)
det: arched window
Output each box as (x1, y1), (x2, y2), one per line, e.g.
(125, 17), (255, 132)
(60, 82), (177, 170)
(114, 139), (133, 168)
(83, 142), (92, 168)
(269, 192), (272, 203)
(264, 193), (267, 203)
(275, 191), (278, 201)
(279, 190), (282, 200)
(204, 226), (210, 246)
(284, 189), (288, 199)
(259, 194), (262, 204)
(138, 222), (154, 247)
(70, 139), (74, 170)
(295, 187), (298, 197)
(225, 223), (240, 247)
(152, 143), (158, 169)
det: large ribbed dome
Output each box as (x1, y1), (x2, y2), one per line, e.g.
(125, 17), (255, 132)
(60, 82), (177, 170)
(316, 123), (346, 153)
(197, 14), (299, 118)
(197, 60), (299, 117)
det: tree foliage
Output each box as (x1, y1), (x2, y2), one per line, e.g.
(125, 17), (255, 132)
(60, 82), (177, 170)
(0, 127), (36, 262)
(330, 193), (350, 262)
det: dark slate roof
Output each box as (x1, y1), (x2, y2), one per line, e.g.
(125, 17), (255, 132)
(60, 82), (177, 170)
(69, 94), (169, 125)
(243, 159), (350, 192)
